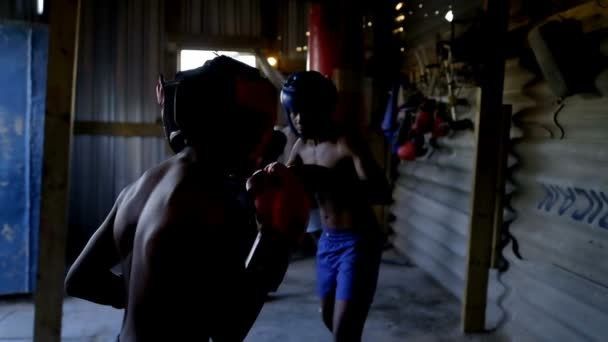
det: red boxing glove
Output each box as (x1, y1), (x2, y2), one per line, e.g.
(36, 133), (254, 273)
(397, 141), (416, 161)
(412, 110), (434, 134)
(246, 162), (311, 244)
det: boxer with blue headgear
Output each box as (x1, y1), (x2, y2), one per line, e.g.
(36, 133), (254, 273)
(283, 71), (391, 342)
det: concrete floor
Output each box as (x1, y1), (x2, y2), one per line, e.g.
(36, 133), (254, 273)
(0, 251), (499, 341)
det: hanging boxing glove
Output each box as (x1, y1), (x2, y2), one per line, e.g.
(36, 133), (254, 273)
(411, 99), (437, 135)
(397, 141), (417, 161)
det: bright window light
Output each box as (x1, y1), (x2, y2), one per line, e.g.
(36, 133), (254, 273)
(179, 50), (257, 71)
(37, 0), (44, 15)
(395, 2), (403, 11)
(445, 10), (454, 22)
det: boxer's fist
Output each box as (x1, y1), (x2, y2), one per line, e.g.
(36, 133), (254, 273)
(246, 162), (311, 243)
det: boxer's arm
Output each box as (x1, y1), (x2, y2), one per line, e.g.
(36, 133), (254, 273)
(341, 136), (392, 204)
(285, 138), (321, 208)
(65, 188), (128, 309)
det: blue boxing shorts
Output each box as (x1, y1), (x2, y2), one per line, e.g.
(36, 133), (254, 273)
(316, 228), (382, 302)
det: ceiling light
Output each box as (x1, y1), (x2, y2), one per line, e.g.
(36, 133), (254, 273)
(445, 10), (454, 22)
(267, 57), (278, 67)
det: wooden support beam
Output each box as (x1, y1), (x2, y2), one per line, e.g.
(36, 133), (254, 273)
(74, 121), (164, 137)
(462, 0), (509, 334)
(491, 105), (512, 269)
(33, 0), (81, 341)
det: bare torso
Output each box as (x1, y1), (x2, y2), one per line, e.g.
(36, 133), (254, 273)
(290, 138), (378, 231)
(112, 149), (257, 341)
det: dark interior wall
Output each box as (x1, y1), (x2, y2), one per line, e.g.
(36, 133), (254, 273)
(66, 0), (303, 261)
(0, 0), (40, 22)
(67, 0), (168, 262)
(165, 0), (264, 37)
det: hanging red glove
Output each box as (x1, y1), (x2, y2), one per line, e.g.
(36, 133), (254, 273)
(397, 141), (417, 161)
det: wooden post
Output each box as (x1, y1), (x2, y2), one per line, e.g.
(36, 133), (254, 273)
(462, 0), (509, 333)
(33, 0), (81, 341)
(491, 105), (512, 268)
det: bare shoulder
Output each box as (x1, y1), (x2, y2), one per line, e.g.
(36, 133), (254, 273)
(288, 138), (305, 165)
(114, 156), (182, 249)
(130, 158), (177, 196)
(134, 169), (223, 265)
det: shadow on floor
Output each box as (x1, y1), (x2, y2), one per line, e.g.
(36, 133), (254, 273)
(0, 249), (503, 342)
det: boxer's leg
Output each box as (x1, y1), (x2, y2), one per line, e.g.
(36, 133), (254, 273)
(332, 231), (382, 342)
(317, 231), (338, 332)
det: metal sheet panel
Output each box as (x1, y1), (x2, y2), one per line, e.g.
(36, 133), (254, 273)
(390, 88), (481, 313)
(178, 0), (261, 36)
(75, 0), (163, 123)
(0, 23), (47, 294)
(390, 85), (507, 330)
(391, 84), (477, 302)
(279, 0), (309, 60)
(500, 56), (608, 341)
(67, 0), (169, 258)
(502, 249), (608, 342)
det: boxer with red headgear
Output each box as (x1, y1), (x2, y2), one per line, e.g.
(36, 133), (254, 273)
(65, 56), (309, 341)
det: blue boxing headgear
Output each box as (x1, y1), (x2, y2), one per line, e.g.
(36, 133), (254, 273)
(280, 71), (338, 139)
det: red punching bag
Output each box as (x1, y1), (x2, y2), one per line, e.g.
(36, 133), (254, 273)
(308, 3), (338, 77)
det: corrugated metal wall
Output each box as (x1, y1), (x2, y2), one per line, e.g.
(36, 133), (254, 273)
(278, 0), (309, 60)
(500, 50), (608, 340)
(389, 0), (480, 296)
(173, 0), (262, 37)
(67, 0), (281, 255)
(68, 0), (167, 249)
(388, 1), (514, 329)
(390, 3), (608, 338)
(391, 87), (477, 300)
(390, 92), (505, 330)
